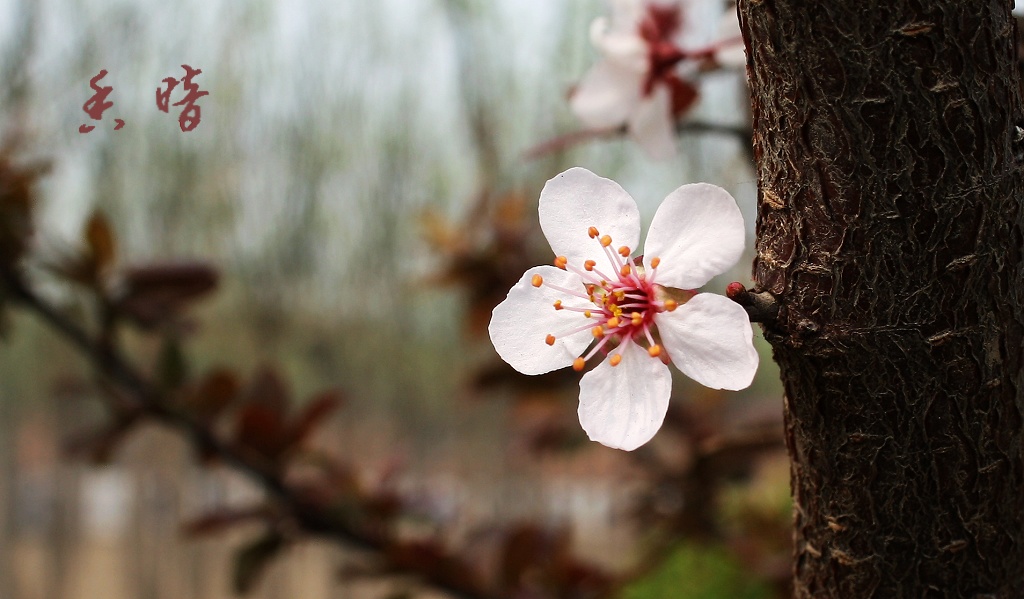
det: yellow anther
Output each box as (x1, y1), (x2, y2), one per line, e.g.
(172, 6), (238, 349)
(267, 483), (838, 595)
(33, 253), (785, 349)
(615, 291), (626, 300)
(554, 255), (568, 269)
(648, 344), (662, 357)
(588, 226), (599, 238)
(599, 235), (612, 247)
(618, 246), (630, 257)
(620, 264), (631, 276)
(591, 326), (605, 338)
(584, 310), (592, 318)
(631, 312), (643, 325)
(584, 260), (596, 271)
(586, 284), (596, 294)
(573, 357), (586, 371)
(610, 354), (622, 367)
(607, 317), (620, 328)
(545, 334), (556, 346)
(650, 257), (661, 268)
(553, 300), (563, 310)
(664, 299), (678, 312)
(531, 274), (543, 287)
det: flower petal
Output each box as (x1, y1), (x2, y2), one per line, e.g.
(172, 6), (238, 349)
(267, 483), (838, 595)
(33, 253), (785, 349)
(539, 167), (641, 266)
(712, 11), (746, 68)
(656, 293), (758, 390)
(489, 265), (593, 375)
(589, 12), (647, 70)
(605, 0), (645, 34)
(570, 59), (645, 129)
(627, 84), (678, 160)
(577, 341), (672, 451)
(642, 182), (745, 289)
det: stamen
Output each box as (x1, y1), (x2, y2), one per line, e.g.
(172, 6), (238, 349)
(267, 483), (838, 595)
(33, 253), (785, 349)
(531, 274), (543, 287)
(590, 265), (616, 283)
(582, 335), (614, 361)
(602, 243), (625, 275)
(610, 354), (622, 367)
(554, 256), (568, 269)
(631, 312), (643, 326)
(563, 262), (604, 286)
(584, 260), (596, 271)
(573, 357), (586, 371)
(553, 300), (563, 310)
(544, 282), (590, 300)
(599, 235), (612, 247)
(618, 246), (631, 257)
(588, 226), (600, 239)
(663, 299), (678, 312)
(607, 316), (620, 328)
(646, 257), (661, 284)
(643, 323), (657, 347)
(545, 334), (556, 346)
(558, 305), (598, 316)
(620, 264), (631, 276)
(648, 344), (662, 357)
(584, 310), (592, 318)
(591, 326), (605, 338)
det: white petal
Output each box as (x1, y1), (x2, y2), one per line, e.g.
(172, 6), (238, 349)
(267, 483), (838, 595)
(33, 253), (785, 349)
(570, 59), (644, 129)
(656, 293), (758, 390)
(538, 167), (641, 266)
(589, 14), (648, 64)
(577, 341), (672, 451)
(713, 11), (746, 68)
(642, 182), (745, 289)
(488, 266), (593, 375)
(606, 0), (645, 33)
(627, 85), (678, 160)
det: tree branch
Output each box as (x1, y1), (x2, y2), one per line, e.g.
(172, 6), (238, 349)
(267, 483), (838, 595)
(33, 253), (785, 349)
(1, 267), (489, 599)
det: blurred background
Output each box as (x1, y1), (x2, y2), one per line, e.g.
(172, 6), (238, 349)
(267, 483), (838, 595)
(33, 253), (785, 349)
(0, 0), (788, 598)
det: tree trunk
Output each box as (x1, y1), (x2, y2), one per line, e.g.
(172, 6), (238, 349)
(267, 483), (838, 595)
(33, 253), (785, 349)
(737, 1), (1024, 596)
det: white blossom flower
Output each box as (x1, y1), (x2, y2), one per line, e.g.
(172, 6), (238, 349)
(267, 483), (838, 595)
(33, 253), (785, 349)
(569, 0), (745, 159)
(488, 168), (758, 451)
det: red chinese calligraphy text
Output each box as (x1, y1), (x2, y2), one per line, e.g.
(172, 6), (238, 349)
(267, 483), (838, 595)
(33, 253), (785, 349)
(156, 64), (209, 132)
(79, 70), (125, 133)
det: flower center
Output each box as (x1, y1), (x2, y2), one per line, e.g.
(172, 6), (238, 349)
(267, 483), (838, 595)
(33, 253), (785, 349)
(534, 226), (679, 371)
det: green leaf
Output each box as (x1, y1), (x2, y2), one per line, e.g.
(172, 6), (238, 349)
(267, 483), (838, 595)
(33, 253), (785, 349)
(621, 543), (772, 599)
(232, 532), (285, 595)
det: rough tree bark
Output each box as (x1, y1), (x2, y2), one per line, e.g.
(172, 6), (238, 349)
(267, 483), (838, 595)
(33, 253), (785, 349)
(736, 1), (1024, 597)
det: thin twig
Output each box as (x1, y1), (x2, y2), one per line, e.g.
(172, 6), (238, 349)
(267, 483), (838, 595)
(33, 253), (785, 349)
(2, 268), (488, 599)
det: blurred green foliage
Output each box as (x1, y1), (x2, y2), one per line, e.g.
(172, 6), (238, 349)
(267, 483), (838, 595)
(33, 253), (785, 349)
(622, 543), (772, 599)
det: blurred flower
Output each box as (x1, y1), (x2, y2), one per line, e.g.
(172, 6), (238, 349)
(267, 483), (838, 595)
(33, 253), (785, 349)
(489, 168), (757, 451)
(569, 0), (745, 159)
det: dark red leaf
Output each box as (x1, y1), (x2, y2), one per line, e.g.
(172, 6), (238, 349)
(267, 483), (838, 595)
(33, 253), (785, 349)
(236, 403), (289, 462)
(183, 368), (241, 421)
(182, 506), (274, 538)
(232, 532), (285, 594)
(114, 262), (219, 328)
(286, 389), (344, 447)
(84, 211), (116, 278)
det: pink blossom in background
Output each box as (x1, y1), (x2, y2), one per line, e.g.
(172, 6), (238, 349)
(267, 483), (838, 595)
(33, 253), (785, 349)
(569, 0), (746, 159)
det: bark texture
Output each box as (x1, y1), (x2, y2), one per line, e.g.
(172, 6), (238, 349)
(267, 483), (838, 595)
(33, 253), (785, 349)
(737, 1), (1024, 596)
